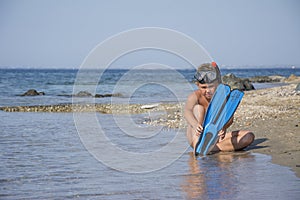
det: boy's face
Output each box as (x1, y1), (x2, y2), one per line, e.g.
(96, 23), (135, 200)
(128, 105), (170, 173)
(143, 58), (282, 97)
(197, 82), (218, 100)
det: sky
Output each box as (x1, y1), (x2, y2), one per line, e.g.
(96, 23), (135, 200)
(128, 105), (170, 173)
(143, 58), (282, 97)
(0, 0), (299, 68)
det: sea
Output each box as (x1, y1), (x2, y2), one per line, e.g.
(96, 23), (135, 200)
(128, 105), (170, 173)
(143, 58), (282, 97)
(1, 67), (300, 199)
(0, 67), (299, 107)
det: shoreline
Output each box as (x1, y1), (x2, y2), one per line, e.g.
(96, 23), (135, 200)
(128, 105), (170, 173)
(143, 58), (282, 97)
(1, 83), (299, 177)
(232, 83), (300, 177)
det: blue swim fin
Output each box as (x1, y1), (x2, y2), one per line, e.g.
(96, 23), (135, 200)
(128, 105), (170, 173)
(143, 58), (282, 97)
(201, 84), (231, 131)
(223, 89), (244, 126)
(195, 84), (244, 156)
(195, 84), (231, 155)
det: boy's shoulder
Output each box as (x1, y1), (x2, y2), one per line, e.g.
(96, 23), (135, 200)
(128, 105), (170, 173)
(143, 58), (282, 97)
(187, 90), (202, 102)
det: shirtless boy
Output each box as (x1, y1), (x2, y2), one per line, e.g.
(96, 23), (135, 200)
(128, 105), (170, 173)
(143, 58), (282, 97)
(184, 62), (254, 153)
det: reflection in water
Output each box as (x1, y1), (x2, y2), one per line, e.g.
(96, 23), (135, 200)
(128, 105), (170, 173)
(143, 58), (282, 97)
(181, 152), (255, 200)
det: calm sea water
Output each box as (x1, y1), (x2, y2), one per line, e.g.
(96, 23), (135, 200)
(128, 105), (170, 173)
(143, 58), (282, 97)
(0, 67), (299, 107)
(1, 67), (300, 199)
(1, 112), (299, 199)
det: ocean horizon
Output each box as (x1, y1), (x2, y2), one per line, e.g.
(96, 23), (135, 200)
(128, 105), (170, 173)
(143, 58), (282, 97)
(0, 64), (299, 70)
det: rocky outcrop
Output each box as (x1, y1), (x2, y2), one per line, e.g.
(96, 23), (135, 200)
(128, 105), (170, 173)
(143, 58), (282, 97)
(20, 89), (45, 96)
(59, 91), (123, 98)
(249, 75), (286, 83)
(220, 73), (299, 91)
(222, 74), (255, 91)
(248, 74), (300, 84)
(73, 91), (93, 97)
(285, 74), (300, 83)
(95, 93), (122, 98)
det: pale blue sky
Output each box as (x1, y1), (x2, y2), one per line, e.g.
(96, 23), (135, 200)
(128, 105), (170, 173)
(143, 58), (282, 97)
(0, 0), (299, 68)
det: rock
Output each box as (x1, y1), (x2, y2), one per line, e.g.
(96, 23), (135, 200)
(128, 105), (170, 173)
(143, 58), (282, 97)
(95, 93), (122, 98)
(60, 92), (122, 98)
(95, 94), (105, 98)
(21, 89), (45, 96)
(222, 73), (255, 91)
(269, 75), (286, 82)
(285, 74), (300, 83)
(249, 76), (272, 83)
(243, 79), (255, 90)
(249, 75), (285, 83)
(74, 91), (93, 97)
(287, 74), (297, 81)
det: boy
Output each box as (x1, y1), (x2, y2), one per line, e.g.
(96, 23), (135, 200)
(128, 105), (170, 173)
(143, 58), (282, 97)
(184, 62), (254, 153)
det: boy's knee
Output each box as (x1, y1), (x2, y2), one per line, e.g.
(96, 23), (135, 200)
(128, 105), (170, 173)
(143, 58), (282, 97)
(193, 104), (205, 121)
(241, 132), (255, 146)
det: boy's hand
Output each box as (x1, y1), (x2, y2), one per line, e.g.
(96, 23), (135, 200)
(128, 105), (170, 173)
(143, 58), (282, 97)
(218, 128), (226, 141)
(195, 125), (203, 136)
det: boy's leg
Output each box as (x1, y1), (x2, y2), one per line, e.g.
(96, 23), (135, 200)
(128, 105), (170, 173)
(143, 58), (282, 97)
(186, 105), (205, 149)
(213, 130), (255, 152)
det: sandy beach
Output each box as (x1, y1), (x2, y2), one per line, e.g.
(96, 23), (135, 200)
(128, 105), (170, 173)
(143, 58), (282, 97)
(231, 83), (300, 177)
(154, 83), (300, 177)
(145, 83), (300, 177)
(1, 82), (300, 177)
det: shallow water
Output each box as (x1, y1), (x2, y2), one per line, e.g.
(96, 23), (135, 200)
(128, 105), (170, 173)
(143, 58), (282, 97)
(1, 111), (299, 199)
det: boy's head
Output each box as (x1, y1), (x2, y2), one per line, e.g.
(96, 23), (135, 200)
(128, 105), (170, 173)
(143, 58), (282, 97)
(194, 62), (222, 85)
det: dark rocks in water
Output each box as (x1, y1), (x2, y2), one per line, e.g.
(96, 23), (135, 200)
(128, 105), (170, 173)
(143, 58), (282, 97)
(21, 89), (45, 96)
(95, 93), (122, 98)
(74, 91), (93, 97)
(222, 73), (255, 91)
(249, 75), (285, 83)
(72, 91), (122, 98)
(249, 76), (273, 83)
(242, 79), (255, 91)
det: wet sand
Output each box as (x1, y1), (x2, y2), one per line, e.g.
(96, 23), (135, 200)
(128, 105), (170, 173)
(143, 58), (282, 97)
(149, 83), (300, 177)
(232, 83), (300, 177)
(1, 83), (299, 177)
